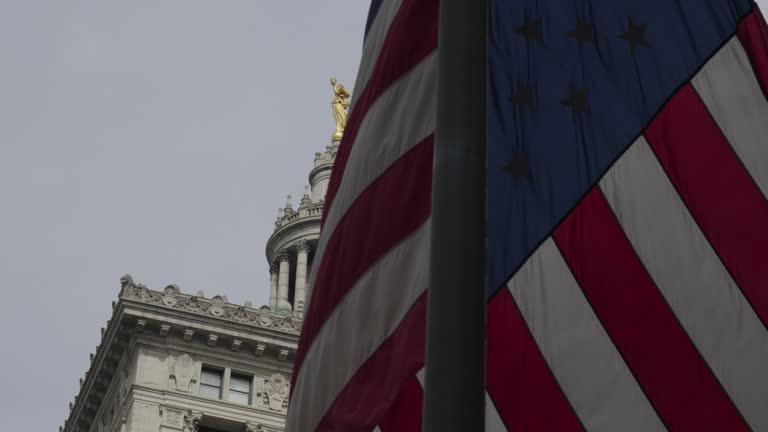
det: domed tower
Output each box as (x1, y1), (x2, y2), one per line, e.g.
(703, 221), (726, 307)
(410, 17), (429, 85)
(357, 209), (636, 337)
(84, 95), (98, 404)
(264, 78), (349, 317)
(264, 144), (336, 316)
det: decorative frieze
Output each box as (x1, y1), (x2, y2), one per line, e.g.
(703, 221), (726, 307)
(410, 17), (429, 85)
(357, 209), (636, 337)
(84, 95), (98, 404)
(120, 275), (301, 335)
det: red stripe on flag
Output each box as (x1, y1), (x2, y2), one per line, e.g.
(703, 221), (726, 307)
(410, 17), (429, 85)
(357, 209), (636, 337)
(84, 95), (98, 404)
(645, 84), (768, 330)
(315, 294), (427, 432)
(553, 188), (749, 431)
(322, 0), (438, 223)
(378, 377), (424, 432)
(487, 289), (584, 431)
(294, 137), (433, 383)
(737, 7), (768, 98)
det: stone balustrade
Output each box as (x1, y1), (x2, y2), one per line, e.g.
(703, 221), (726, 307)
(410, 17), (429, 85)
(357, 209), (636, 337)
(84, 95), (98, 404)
(274, 201), (323, 230)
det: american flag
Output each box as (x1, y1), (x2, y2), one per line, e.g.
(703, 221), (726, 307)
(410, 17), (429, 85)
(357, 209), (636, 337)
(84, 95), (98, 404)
(286, 0), (768, 430)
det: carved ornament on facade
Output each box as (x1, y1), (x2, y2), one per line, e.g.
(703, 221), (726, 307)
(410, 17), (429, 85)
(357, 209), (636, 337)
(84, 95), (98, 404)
(209, 295), (228, 317)
(169, 354), (197, 392)
(277, 249), (290, 262)
(119, 275), (301, 334)
(182, 410), (202, 432)
(160, 405), (185, 428)
(119, 380), (128, 402)
(255, 373), (290, 413)
(244, 422), (266, 432)
(296, 240), (311, 253)
(300, 185), (312, 206)
(162, 285), (180, 307)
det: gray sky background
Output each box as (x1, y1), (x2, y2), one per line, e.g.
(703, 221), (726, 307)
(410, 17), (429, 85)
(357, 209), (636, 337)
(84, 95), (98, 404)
(2, 1), (767, 430)
(0, 1), (367, 429)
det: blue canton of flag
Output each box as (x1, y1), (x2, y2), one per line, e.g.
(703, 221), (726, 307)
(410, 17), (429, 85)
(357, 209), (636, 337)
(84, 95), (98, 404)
(487, 0), (768, 430)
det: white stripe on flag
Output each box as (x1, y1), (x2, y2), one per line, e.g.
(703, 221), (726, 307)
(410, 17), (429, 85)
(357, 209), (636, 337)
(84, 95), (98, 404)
(306, 53), (437, 305)
(600, 137), (768, 431)
(486, 394), (508, 432)
(351, 0), (405, 110)
(692, 37), (768, 197)
(416, 368), (425, 386)
(508, 239), (665, 432)
(289, 220), (430, 432)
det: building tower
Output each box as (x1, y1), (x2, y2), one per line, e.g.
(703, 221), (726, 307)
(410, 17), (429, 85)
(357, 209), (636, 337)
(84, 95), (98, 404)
(264, 77), (349, 318)
(60, 80), (349, 432)
(264, 143), (336, 317)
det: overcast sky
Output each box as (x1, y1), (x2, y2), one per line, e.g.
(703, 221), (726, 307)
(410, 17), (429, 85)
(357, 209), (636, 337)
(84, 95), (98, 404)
(0, 1), (367, 429)
(2, 1), (767, 430)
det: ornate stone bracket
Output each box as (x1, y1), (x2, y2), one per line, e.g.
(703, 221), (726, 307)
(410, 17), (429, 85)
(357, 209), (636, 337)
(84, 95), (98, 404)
(182, 410), (202, 432)
(244, 423), (265, 432)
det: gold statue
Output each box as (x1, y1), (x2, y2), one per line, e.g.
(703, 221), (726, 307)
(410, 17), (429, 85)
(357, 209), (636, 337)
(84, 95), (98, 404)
(330, 77), (351, 142)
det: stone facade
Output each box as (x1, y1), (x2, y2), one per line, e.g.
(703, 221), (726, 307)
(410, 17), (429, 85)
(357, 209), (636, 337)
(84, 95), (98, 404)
(62, 141), (339, 432)
(62, 276), (298, 432)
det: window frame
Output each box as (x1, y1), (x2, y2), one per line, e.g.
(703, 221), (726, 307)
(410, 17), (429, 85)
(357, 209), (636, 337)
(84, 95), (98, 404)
(199, 366), (224, 400)
(197, 364), (254, 406)
(228, 372), (252, 405)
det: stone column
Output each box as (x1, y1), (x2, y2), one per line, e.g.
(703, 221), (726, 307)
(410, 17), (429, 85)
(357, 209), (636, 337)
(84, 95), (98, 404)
(276, 250), (292, 314)
(269, 265), (278, 310)
(294, 241), (310, 317)
(221, 368), (232, 402)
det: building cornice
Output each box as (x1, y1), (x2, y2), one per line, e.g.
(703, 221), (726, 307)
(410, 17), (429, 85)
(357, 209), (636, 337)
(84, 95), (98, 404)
(120, 276), (302, 336)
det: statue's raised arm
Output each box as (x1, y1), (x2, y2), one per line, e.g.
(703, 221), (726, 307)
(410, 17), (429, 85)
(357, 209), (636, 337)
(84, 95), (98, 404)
(330, 77), (351, 143)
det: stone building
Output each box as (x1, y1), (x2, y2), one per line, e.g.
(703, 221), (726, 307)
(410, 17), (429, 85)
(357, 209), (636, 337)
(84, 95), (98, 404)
(61, 135), (342, 432)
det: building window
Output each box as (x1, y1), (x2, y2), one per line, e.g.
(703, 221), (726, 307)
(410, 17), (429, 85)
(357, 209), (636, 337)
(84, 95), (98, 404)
(229, 373), (252, 405)
(199, 367), (223, 399)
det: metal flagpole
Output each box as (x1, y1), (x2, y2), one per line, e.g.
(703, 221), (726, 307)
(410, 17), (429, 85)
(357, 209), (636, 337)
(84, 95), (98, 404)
(423, 0), (487, 430)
